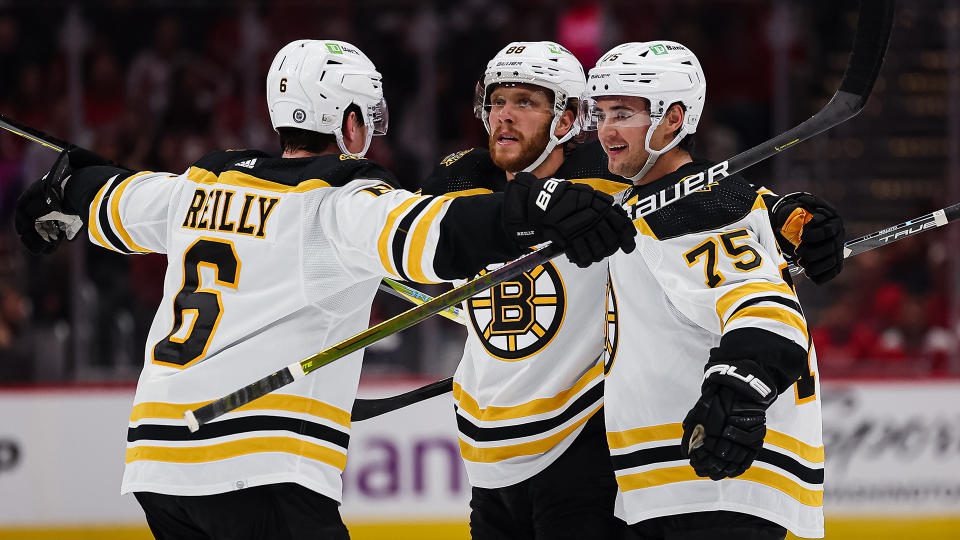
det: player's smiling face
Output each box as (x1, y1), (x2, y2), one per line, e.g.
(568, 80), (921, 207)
(595, 96), (653, 177)
(486, 84), (554, 173)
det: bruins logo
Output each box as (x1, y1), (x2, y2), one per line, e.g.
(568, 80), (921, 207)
(467, 262), (566, 361)
(603, 276), (619, 374)
(441, 148), (473, 167)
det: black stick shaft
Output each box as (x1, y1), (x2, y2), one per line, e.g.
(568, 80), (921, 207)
(0, 114), (67, 153)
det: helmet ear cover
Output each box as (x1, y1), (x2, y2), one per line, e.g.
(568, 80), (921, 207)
(278, 104), (364, 154)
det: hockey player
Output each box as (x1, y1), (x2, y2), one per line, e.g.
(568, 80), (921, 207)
(12, 40), (636, 540)
(422, 41), (633, 539)
(422, 42), (841, 539)
(582, 42), (828, 539)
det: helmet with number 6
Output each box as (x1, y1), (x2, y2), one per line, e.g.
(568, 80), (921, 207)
(581, 41), (706, 180)
(475, 41), (586, 172)
(267, 40), (389, 158)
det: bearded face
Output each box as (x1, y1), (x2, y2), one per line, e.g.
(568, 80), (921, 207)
(485, 84), (555, 173)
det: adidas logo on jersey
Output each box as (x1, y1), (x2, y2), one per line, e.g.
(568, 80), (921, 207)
(235, 158), (258, 169)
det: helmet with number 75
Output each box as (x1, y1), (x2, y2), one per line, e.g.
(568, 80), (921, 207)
(267, 40), (389, 158)
(475, 41), (586, 173)
(581, 41), (706, 180)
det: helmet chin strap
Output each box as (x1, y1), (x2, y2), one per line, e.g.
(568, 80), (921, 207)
(521, 114), (579, 174)
(626, 116), (686, 182)
(334, 123), (374, 158)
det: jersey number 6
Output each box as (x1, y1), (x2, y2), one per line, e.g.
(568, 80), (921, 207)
(153, 238), (241, 368)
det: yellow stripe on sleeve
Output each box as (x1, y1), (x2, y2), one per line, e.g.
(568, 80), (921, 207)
(406, 197), (451, 283)
(453, 361), (603, 422)
(715, 282), (797, 321)
(616, 465), (823, 507)
(606, 424), (823, 463)
(126, 436), (348, 470)
(765, 430), (825, 463)
(724, 305), (808, 338)
(109, 172), (155, 253)
(376, 197), (422, 277)
(87, 180), (113, 250)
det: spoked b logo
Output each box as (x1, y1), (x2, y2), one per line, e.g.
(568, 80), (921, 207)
(467, 262), (566, 360)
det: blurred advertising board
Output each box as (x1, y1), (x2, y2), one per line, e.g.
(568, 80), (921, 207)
(0, 380), (958, 539)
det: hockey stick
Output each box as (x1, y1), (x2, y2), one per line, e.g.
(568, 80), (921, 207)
(0, 114), (70, 154)
(357, 202), (960, 421)
(789, 202), (960, 275)
(378, 279), (466, 325)
(351, 377), (454, 421)
(185, 0), (895, 432)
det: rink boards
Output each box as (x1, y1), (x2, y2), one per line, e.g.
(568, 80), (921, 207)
(0, 380), (958, 539)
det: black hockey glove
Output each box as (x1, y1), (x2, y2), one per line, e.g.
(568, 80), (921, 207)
(14, 147), (112, 254)
(503, 172), (636, 268)
(770, 192), (845, 284)
(680, 357), (778, 481)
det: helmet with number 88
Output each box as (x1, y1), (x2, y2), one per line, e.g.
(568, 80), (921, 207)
(475, 41), (586, 173)
(267, 40), (389, 158)
(580, 41), (706, 180)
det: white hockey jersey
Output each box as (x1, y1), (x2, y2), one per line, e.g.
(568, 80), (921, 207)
(73, 150), (515, 503)
(605, 163), (824, 538)
(422, 144), (630, 488)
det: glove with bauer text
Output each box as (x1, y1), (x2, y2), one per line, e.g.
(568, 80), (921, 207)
(770, 192), (845, 284)
(680, 356), (778, 481)
(503, 172), (636, 268)
(14, 146), (113, 254)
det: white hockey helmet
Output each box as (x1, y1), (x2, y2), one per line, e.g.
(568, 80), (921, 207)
(581, 41), (706, 181)
(475, 41), (586, 173)
(267, 39), (388, 158)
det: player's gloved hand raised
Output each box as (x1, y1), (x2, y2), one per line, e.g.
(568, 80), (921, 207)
(503, 172), (636, 267)
(770, 192), (845, 284)
(680, 356), (778, 481)
(14, 146), (112, 254)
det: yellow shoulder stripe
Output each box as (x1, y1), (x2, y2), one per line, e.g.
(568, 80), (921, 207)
(187, 166), (331, 193)
(751, 193), (768, 213)
(443, 187), (494, 197)
(633, 217), (657, 239)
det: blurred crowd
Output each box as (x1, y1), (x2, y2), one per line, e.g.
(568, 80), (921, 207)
(0, 0), (957, 382)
